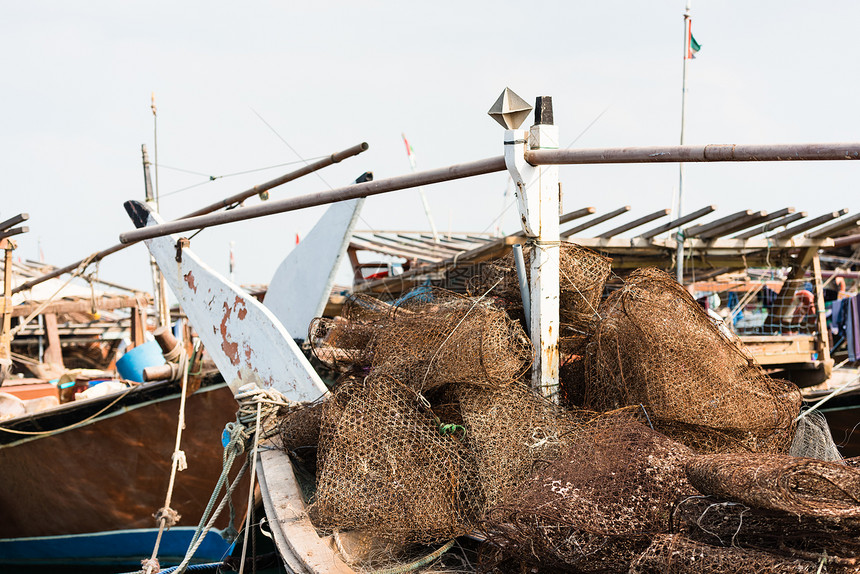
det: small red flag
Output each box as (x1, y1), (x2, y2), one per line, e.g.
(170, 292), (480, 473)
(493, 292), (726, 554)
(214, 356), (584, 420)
(295, 233), (300, 245)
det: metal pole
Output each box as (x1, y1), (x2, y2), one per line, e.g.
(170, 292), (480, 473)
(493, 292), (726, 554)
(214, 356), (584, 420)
(143, 144), (169, 327)
(526, 142), (860, 165)
(676, 1), (692, 283)
(120, 141), (860, 245)
(512, 244), (531, 336)
(11, 142), (370, 295)
(523, 142), (860, 164)
(120, 155), (507, 243)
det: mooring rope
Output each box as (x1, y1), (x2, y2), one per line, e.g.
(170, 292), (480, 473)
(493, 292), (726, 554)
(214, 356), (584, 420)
(165, 383), (296, 574)
(142, 347), (191, 574)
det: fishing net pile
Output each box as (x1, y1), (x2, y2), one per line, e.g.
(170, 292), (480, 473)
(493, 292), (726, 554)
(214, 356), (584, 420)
(485, 418), (696, 572)
(470, 242), (611, 353)
(274, 245), (860, 572)
(580, 267), (802, 453)
(309, 289), (532, 389)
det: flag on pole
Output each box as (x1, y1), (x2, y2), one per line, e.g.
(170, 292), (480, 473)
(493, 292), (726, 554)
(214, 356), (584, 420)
(295, 233), (300, 245)
(685, 18), (701, 59)
(401, 133), (417, 170)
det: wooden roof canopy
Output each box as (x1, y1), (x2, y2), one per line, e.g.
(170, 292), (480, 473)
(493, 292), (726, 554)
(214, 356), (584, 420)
(350, 204), (858, 293)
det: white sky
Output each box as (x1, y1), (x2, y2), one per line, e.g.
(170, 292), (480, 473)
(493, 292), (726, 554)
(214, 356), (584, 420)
(2, 1), (859, 293)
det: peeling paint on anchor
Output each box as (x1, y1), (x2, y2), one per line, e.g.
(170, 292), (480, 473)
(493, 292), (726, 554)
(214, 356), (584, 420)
(219, 296), (250, 366)
(184, 271), (198, 293)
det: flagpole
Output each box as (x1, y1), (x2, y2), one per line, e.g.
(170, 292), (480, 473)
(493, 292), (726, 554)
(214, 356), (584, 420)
(676, 0), (692, 284)
(401, 133), (440, 243)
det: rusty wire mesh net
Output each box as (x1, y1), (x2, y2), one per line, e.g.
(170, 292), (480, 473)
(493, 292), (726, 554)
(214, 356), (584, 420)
(470, 242), (611, 340)
(684, 453), (860, 521)
(452, 381), (595, 510)
(310, 287), (532, 389)
(484, 418), (696, 572)
(672, 495), (860, 567)
(628, 534), (835, 574)
(581, 268), (801, 453)
(370, 288), (532, 392)
(310, 374), (481, 543)
(277, 400), (324, 453)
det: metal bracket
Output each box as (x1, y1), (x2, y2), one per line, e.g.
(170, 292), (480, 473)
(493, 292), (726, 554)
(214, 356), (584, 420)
(175, 237), (190, 263)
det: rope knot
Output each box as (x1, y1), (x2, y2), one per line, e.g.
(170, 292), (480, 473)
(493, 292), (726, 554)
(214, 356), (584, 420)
(141, 557), (161, 574)
(154, 506), (181, 529)
(172, 450), (188, 471)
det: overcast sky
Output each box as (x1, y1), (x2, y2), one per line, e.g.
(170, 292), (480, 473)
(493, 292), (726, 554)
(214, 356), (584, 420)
(3, 1), (859, 294)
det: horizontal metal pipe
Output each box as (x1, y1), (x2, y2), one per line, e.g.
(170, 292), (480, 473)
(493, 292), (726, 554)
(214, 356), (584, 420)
(120, 155), (507, 244)
(12, 143), (369, 295)
(525, 142), (860, 165)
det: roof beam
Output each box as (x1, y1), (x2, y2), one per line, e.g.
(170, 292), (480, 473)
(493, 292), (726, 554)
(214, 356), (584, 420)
(561, 206), (630, 237)
(769, 209), (849, 239)
(598, 208), (671, 238)
(637, 205), (716, 239)
(735, 211), (807, 239)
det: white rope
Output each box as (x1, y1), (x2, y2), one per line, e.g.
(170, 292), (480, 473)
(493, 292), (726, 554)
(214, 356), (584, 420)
(143, 347), (191, 574)
(168, 383), (296, 574)
(238, 402), (263, 574)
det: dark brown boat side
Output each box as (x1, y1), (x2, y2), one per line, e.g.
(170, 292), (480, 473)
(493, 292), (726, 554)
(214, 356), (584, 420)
(0, 381), (247, 538)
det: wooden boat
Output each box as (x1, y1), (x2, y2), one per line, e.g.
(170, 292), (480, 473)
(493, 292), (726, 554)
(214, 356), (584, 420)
(0, 376), (245, 566)
(122, 93), (860, 573)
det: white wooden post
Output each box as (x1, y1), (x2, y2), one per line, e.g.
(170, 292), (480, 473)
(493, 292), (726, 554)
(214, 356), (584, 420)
(504, 96), (561, 401)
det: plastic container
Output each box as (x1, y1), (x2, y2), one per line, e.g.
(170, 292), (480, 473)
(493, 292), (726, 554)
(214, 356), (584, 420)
(116, 341), (166, 382)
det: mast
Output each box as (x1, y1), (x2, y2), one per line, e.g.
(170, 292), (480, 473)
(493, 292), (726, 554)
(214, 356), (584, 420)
(676, 0), (693, 283)
(142, 142), (170, 328)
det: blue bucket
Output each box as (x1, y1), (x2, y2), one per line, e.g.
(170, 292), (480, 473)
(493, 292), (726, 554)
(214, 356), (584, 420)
(116, 341), (166, 382)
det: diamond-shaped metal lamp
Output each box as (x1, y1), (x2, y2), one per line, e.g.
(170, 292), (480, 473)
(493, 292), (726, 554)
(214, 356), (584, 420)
(488, 88), (533, 129)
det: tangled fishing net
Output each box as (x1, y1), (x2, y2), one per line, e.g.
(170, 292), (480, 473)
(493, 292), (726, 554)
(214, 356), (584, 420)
(581, 268), (801, 453)
(629, 534), (840, 574)
(673, 496), (860, 566)
(310, 288), (532, 390)
(279, 247), (859, 570)
(484, 418), (696, 572)
(470, 242), (611, 347)
(310, 374), (481, 543)
(307, 294), (395, 372)
(278, 399), (323, 446)
(453, 381), (591, 509)
(789, 410), (844, 462)
(685, 453), (860, 521)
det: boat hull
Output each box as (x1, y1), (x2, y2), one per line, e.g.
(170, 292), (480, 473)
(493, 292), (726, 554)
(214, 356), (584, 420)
(0, 380), (248, 565)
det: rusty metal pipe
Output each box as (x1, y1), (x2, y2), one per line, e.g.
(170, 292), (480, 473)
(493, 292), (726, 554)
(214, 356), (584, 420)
(12, 142), (369, 295)
(120, 155), (507, 243)
(525, 143), (860, 164)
